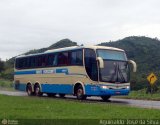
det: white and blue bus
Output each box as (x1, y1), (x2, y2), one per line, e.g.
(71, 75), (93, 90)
(14, 46), (136, 101)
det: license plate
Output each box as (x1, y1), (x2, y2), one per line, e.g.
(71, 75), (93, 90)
(115, 91), (121, 94)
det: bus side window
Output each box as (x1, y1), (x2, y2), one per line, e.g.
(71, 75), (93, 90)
(53, 54), (58, 66)
(23, 57), (28, 68)
(29, 57), (36, 68)
(57, 52), (69, 66)
(47, 54), (54, 66)
(41, 55), (46, 67)
(46, 53), (58, 67)
(85, 49), (98, 81)
(71, 50), (83, 65)
(16, 58), (23, 69)
(15, 59), (19, 69)
(37, 56), (42, 67)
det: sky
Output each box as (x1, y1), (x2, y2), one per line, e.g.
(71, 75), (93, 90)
(0, 0), (160, 60)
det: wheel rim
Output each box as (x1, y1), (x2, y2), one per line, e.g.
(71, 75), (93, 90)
(35, 86), (40, 96)
(77, 89), (83, 97)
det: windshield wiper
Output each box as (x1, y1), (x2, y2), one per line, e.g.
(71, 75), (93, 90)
(117, 63), (126, 83)
(110, 62), (118, 83)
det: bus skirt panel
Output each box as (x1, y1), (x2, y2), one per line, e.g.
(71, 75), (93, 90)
(14, 83), (130, 96)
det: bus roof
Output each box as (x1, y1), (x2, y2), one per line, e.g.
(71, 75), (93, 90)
(16, 45), (124, 58)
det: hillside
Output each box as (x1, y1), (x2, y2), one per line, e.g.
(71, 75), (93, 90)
(1, 36), (160, 90)
(25, 38), (77, 55)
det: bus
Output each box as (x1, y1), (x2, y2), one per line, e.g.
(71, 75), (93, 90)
(14, 46), (136, 101)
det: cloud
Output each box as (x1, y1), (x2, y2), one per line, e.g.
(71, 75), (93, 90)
(0, 0), (160, 60)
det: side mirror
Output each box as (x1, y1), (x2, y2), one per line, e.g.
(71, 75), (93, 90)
(97, 57), (104, 68)
(128, 60), (137, 72)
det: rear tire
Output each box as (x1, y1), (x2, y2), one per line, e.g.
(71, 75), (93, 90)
(101, 96), (111, 101)
(26, 84), (33, 96)
(34, 84), (43, 96)
(76, 85), (86, 100)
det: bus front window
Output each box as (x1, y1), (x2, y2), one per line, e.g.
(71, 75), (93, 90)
(85, 49), (98, 81)
(97, 49), (130, 83)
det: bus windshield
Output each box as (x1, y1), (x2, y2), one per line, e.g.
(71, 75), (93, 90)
(97, 49), (129, 83)
(97, 49), (127, 61)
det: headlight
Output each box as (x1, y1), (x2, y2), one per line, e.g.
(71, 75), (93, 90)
(101, 86), (108, 89)
(126, 86), (130, 89)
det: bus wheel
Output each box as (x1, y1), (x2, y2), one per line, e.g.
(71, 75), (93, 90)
(101, 96), (111, 101)
(59, 94), (65, 98)
(34, 84), (43, 96)
(47, 93), (56, 97)
(76, 85), (86, 100)
(26, 84), (33, 96)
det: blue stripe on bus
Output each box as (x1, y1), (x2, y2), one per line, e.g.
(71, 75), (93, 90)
(14, 70), (36, 75)
(15, 83), (129, 96)
(56, 68), (68, 74)
(15, 68), (68, 75)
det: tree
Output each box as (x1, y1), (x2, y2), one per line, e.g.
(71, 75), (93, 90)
(0, 58), (4, 73)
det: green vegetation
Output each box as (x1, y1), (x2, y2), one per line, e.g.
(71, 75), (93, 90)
(0, 79), (13, 90)
(0, 59), (4, 71)
(0, 79), (13, 88)
(0, 95), (160, 120)
(0, 57), (14, 80)
(117, 88), (160, 100)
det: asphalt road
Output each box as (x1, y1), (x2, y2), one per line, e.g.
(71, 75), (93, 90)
(0, 90), (160, 109)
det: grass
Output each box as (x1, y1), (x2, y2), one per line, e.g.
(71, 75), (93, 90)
(115, 88), (160, 101)
(0, 94), (160, 125)
(0, 79), (160, 124)
(0, 95), (160, 119)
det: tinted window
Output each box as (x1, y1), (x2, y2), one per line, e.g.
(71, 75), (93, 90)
(71, 49), (83, 65)
(16, 55), (47, 69)
(29, 56), (36, 67)
(15, 50), (83, 69)
(47, 54), (54, 66)
(16, 57), (28, 69)
(85, 49), (98, 81)
(46, 54), (58, 66)
(57, 52), (69, 66)
(36, 55), (46, 67)
(15, 58), (21, 69)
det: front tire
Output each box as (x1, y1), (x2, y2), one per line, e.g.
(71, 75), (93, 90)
(76, 85), (86, 100)
(101, 96), (111, 101)
(34, 84), (43, 96)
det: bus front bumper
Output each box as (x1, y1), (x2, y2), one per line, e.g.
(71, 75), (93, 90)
(85, 84), (130, 96)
